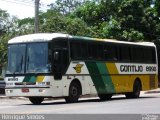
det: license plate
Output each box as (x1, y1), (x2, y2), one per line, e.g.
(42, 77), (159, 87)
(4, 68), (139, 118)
(22, 88), (29, 93)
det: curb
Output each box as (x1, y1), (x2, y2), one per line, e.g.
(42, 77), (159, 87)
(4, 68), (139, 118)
(145, 91), (160, 94)
(144, 88), (160, 94)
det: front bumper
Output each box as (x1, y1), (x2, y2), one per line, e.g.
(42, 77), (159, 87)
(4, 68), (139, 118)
(5, 87), (52, 97)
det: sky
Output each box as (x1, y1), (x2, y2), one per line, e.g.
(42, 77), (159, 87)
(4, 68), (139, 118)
(0, 0), (54, 19)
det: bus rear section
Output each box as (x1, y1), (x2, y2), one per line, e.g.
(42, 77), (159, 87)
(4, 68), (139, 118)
(69, 38), (158, 100)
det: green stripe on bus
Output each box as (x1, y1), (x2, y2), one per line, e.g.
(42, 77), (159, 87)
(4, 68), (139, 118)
(85, 61), (107, 94)
(23, 75), (36, 82)
(29, 76), (36, 82)
(96, 63), (115, 93)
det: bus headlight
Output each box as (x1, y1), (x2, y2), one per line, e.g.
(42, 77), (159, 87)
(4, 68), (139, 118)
(6, 90), (13, 93)
(39, 89), (45, 93)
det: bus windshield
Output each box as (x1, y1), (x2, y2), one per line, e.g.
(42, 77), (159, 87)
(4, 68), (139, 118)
(7, 44), (26, 74)
(6, 43), (50, 74)
(26, 43), (49, 73)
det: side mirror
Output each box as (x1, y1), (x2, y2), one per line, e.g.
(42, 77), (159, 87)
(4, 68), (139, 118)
(54, 51), (59, 61)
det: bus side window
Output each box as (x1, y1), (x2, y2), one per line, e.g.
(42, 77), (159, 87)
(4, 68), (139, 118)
(97, 44), (104, 60)
(81, 42), (88, 59)
(119, 46), (131, 62)
(152, 48), (156, 63)
(70, 41), (81, 59)
(88, 43), (94, 59)
(131, 47), (139, 62)
(104, 45), (118, 61)
(144, 47), (156, 63)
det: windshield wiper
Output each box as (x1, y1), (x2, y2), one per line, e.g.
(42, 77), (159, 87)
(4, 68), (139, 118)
(20, 56), (23, 72)
(26, 56), (29, 70)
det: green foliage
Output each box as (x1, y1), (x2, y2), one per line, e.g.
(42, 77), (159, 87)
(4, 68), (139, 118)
(0, 9), (12, 68)
(10, 0), (160, 41)
(155, 0), (160, 17)
(74, 1), (100, 26)
(51, 0), (85, 15)
(39, 9), (90, 36)
(17, 17), (34, 34)
(65, 17), (90, 36)
(40, 12), (66, 33)
(122, 29), (144, 41)
(99, 19), (122, 39)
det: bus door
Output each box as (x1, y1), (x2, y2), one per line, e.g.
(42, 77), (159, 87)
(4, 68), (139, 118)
(51, 39), (69, 96)
(52, 48), (68, 79)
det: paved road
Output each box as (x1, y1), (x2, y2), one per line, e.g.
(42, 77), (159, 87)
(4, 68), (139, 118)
(0, 92), (160, 114)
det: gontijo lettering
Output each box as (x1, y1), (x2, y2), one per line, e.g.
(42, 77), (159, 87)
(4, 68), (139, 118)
(120, 65), (157, 73)
(120, 65), (143, 72)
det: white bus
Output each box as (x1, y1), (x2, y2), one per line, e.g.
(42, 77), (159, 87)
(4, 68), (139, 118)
(5, 33), (158, 104)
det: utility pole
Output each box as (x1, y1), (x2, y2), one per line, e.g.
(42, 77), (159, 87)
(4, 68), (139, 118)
(35, 0), (40, 33)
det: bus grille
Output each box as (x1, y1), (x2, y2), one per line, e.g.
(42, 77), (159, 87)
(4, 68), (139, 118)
(15, 82), (36, 85)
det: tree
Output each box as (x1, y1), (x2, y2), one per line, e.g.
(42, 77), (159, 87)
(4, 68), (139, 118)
(0, 9), (19, 74)
(51, 0), (86, 15)
(39, 9), (90, 36)
(99, 19), (122, 39)
(74, 1), (101, 26)
(17, 17), (34, 35)
(39, 10), (66, 33)
(0, 9), (10, 72)
(0, 9), (9, 35)
(65, 17), (90, 36)
(155, 0), (160, 17)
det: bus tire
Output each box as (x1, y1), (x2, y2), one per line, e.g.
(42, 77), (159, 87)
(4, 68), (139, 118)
(98, 94), (112, 101)
(125, 80), (141, 98)
(29, 97), (44, 105)
(65, 82), (81, 103)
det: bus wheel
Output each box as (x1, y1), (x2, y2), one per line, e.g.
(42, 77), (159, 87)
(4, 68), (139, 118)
(29, 97), (44, 105)
(98, 94), (112, 101)
(65, 82), (80, 103)
(125, 80), (141, 98)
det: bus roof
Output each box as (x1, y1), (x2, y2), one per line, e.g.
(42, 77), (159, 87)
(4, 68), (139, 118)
(8, 33), (155, 47)
(73, 36), (155, 47)
(8, 33), (70, 44)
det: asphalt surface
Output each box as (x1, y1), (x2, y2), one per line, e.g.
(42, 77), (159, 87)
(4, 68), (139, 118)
(0, 88), (160, 99)
(0, 89), (160, 120)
